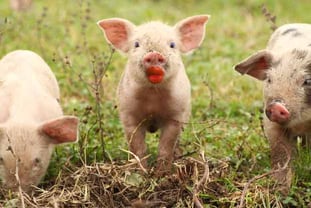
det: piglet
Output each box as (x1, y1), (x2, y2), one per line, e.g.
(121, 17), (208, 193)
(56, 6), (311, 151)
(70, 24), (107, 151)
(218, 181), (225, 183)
(234, 23), (311, 193)
(0, 50), (79, 191)
(10, 0), (32, 11)
(97, 15), (209, 174)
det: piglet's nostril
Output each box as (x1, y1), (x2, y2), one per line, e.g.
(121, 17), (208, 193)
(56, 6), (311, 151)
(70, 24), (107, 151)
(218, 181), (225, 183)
(143, 52), (166, 67)
(158, 56), (164, 63)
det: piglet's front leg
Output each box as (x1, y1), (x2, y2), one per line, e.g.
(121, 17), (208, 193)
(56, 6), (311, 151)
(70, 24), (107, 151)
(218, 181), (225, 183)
(264, 118), (295, 194)
(124, 121), (148, 168)
(155, 119), (182, 175)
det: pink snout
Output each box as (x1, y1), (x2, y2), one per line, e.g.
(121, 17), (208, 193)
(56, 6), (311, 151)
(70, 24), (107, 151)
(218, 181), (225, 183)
(143, 52), (166, 68)
(265, 102), (290, 124)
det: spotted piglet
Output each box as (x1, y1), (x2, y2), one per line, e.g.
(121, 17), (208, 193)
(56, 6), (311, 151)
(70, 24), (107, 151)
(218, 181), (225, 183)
(0, 50), (79, 191)
(234, 24), (311, 193)
(97, 15), (209, 174)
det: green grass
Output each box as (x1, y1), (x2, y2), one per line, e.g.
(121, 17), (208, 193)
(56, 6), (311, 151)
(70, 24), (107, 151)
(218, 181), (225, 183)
(1, 0), (311, 207)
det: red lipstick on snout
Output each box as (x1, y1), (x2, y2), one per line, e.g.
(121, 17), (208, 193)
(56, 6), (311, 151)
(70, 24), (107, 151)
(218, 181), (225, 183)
(146, 66), (165, 84)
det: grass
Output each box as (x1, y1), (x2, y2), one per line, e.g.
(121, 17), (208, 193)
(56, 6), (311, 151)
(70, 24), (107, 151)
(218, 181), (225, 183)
(0, 0), (311, 207)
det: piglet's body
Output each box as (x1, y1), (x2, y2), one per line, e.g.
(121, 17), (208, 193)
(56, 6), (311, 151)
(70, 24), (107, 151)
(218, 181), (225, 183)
(10, 0), (32, 11)
(234, 24), (311, 193)
(98, 16), (209, 174)
(0, 50), (79, 191)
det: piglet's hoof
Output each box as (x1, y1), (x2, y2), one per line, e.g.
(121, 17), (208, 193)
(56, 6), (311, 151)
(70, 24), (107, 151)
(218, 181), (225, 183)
(277, 184), (290, 196)
(272, 178), (290, 195)
(272, 169), (292, 195)
(154, 159), (173, 177)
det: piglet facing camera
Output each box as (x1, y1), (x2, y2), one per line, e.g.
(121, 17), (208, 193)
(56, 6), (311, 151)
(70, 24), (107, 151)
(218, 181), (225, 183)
(0, 50), (79, 192)
(97, 15), (209, 175)
(234, 23), (311, 193)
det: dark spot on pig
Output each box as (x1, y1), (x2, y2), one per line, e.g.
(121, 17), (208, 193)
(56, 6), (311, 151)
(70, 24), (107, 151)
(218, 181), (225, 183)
(281, 28), (297, 35)
(290, 68), (298, 78)
(291, 49), (308, 60)
(292, 32), (302, 37)
(308, 43), (311, 47)
(282, 28), (303, 37)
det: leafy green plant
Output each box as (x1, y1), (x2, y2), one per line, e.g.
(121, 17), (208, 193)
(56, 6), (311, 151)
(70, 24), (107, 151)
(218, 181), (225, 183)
(0, 0), (310, 207)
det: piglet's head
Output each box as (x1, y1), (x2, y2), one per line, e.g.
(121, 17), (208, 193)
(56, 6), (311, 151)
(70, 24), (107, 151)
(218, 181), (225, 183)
(0, 116), (79, 192)
(97, 15), (209, 84)
(234, 49), (311, 128)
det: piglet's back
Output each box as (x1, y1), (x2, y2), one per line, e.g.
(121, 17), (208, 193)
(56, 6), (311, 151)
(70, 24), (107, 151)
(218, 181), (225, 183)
(0, 50), (79, 191)
(0, 50), (62, 124)
(0, 50), (60, 100)
(267, 23), (311, 55)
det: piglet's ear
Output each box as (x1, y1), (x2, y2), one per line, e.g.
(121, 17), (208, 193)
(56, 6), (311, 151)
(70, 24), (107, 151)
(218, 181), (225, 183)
(97, 18), (135, 53)
(234, 50), (273, 80)
(175, 15), (210, 53)
(39, 116), (79, 144)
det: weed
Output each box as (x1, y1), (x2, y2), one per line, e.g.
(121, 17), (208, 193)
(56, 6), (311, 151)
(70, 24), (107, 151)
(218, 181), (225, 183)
(0, 0), (310, 207)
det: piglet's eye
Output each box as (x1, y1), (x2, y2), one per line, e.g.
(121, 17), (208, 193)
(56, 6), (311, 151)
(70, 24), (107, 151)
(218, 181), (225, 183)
(303, 78), (311, 86)
(266, 77), (271, 84)
(170, 42), (175, 48)
(34, 158), (41, 166)
(134, 42), (140, 48)
(0, 157), (3, 163)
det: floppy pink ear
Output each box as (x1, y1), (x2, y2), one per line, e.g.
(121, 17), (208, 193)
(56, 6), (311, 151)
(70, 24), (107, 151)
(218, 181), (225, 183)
(97, 18), (135, 53)
(234, 50), (273, 80)
(39, 116), (79, 144)
(175, 15), (210, 53)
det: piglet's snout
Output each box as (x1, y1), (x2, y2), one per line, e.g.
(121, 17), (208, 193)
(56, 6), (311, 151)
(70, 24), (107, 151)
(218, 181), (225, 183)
(143, 52), (166, 84)
(143, 52), (166, 68)
(265, 102), (290, 124)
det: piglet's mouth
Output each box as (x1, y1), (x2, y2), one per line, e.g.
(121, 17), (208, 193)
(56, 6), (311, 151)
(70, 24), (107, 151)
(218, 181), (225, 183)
(146, 66), (165, 84)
